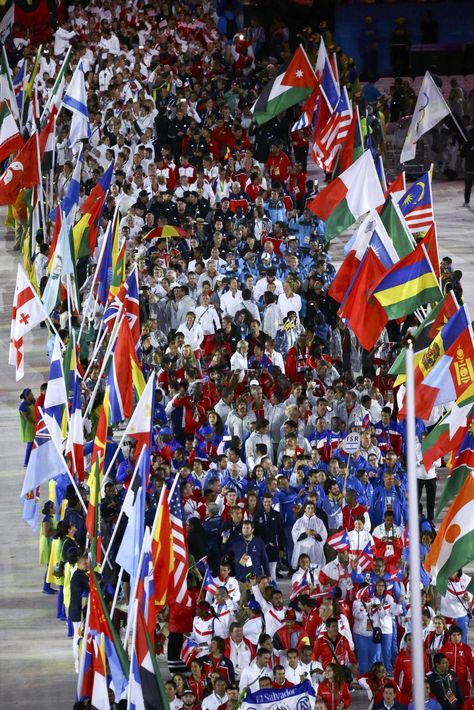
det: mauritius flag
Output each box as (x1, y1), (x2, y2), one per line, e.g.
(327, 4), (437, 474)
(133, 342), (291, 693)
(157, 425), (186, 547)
(308, 150), (384, 239)
(252, 45), (316, 125)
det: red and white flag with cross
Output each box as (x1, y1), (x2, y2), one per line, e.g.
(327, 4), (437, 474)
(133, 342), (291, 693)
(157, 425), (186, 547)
(9, 264), (48, 380)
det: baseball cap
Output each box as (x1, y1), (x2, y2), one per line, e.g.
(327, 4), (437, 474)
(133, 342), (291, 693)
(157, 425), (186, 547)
(249, 379), (260, 387)
(246, 600), (261, 612)
(285, 609), (297, 620)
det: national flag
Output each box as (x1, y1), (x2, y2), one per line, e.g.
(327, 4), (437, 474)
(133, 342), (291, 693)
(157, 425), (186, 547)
(151, 487), (174, 613)
(421, 383), (474, 470)
(308, 150), (384, 240)
(400, 72), (450, 164)
(0, 102), (23, 162)
(202, 566), (218, 596)
(313, 87), (352, 172)
(333, 105), (364, 176)
(330, 210), (397, 304)
(290, 572), (309, 601)
(115, 373), (155, 462)
(51, 146), (82, 225)
(88, 569), (129, 698)
(62, 60), (91, 149)
(20, 417), (67, 497)
(168, 482), (190, 604)
(41, 216), (76, 315)
(43, 335), (68, 447)
(290, 85), (318, 131)
(129, 601), (169, 710)
(8, 263), (48, 380)
(437, 422), (474, 517)
(0, 5), (15, 45)
(370, 242), (442, 320)
(422, 222), (441, 279)
(379, 194), (414, 260)
(109, 217), (126, 299)
(116, 449), (148, 589)
(251, 45), (316, 125)
(424, 472), (474, 594)
(21, 488), (39, 530)
(73, 160), (114, 257)
(358, 541), (374, 572)
(86, 387), (110, 539)
(0, 129), (40, 205)
(339, 246), (389, 352)
(180, 637), (200, 666)
(90, 634), (110, 710)
(0, 46), (19, 120)
(399, 172), (434, 234)
(384, 172), (406, 202)
(41, 46), (72, 120)
(13, 62), (26, 112)
(241, 680), (316, 710)
(389, 291), (459, 382)
(66, 372), (85, 483)
(103, 265), (140, 346)
(326, 530), (350, 551)
(313, 37), (339, 137)
(410, 305), (474, 420)
(107, 317), (145, 424)
(97, 221), (114, 306)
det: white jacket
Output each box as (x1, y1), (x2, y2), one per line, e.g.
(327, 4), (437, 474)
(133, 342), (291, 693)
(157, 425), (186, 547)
(439, 573), (473, 619)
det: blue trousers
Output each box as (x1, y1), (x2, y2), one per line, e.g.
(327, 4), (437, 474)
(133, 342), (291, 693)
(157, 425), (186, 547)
(455, 613), (469, 644)
(381, 633), (393, 673)
(354, 633), (381, 674)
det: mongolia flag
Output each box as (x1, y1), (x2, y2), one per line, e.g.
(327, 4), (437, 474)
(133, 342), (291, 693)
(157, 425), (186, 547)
(326, 530), (350, 551)
(308, 150), (384, 240)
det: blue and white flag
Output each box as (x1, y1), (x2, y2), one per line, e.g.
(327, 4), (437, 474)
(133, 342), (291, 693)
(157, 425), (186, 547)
(62, 61), (91, 150)
(50, 147), (83, 224)
(241, 680), (316, 710)
(20, 418), (67, 497)
(42, 335), (68, 446)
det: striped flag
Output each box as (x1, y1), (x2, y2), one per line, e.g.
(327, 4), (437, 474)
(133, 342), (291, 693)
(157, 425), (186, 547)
(66, 371), (85, 482)
(326, 530), (350, 551)
(107, 317), (145, 423)
(0, 102), (23, 162)
(358, 541), (374, 572)
(43, 335), (68, 447)
(129, 602), (168, 709)
(290, 572), (309, 601)
(202, 566), (218, 596)
(151, 489), (174, 616)
(313, 87), (352, 172)
(103, 265), (140, 346)
(398, 172), (434, 234)
(169, 482), (189, 605)
(62, 60), (91, 149)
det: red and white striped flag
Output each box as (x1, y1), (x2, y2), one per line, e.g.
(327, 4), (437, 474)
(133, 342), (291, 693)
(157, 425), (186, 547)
(313, 87), (352, 172)
(9, 263), (48, 380)
(168, 481), (189, 605)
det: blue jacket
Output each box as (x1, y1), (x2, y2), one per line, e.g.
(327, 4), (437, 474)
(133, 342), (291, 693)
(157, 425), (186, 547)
(369, 484), (407, 527)
(229, 534), (270, 581)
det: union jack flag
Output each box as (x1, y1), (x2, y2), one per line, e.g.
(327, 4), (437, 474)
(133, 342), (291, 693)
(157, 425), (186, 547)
(102, 265), (140, 346)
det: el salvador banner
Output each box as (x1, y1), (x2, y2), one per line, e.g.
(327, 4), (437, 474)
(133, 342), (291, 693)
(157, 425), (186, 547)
(241, 680), (315, 710)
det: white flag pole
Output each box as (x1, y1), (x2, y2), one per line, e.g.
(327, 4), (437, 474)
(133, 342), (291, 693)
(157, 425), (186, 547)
(406, 341), (425, 710)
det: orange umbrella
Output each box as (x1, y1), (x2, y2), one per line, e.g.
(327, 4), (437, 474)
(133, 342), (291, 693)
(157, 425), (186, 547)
(144, 225), (188, 240)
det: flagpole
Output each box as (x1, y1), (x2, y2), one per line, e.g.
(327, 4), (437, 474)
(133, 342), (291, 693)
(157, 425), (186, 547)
(123, 478), (167, 650)
(83, 311), (125, 420)
(76, 592), (91, 699)
(76, 218), (113, 347)
(99, 445), (148, 573)
(405, 341), (425, 710)
(38, 405), (87, 515)
(33, 88), (47, 240)
(41, 45), (72, 122)
(109, 567), (125, 621)
(126, 598), (139, 708)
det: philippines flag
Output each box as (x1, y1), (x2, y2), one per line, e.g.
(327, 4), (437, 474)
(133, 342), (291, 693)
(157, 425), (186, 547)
(326, 530), (350, 551)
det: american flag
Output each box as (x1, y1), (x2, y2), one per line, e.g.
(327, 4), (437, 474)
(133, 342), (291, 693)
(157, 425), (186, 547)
(398, 172), (434, 234)
(169, 482), (189, 605)
(313, 87), (352, 172)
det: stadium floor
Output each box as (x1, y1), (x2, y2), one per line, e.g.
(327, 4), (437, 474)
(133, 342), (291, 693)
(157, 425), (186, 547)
(0, 180), (473, 707)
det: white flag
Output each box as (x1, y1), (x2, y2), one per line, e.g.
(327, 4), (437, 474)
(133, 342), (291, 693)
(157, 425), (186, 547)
(400, 71), (450, 163)
(9, 264), (49, 380)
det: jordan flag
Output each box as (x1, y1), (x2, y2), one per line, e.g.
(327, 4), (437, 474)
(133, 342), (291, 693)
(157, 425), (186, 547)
(252, 45), (316, 125)
(9, 264), (48, 380)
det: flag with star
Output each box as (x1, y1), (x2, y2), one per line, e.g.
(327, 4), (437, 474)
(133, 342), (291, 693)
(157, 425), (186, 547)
(251, 45), (317, 125)
(421, 382), (474, 470)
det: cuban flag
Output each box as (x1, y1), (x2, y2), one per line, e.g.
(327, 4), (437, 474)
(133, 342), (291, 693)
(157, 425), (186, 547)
(326, 530), (350, 551)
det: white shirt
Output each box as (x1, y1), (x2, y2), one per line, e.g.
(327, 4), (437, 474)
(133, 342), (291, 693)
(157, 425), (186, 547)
(220, 289), (244, 318)
(239, 660), (272, 691)
(176, 322), (204, 350)
(230, 352), (248, 371)
(195, 304), (221, 335)
(278, 292), (302, 318)
(202, 692), (228, 710)
(54, 27), (76, 57)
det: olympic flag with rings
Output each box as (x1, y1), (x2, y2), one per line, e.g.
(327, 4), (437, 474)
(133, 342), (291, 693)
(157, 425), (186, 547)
(400, 71), (450, 164)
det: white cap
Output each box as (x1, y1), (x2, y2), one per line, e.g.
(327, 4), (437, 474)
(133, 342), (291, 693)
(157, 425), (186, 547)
(249, 379), (259, 387)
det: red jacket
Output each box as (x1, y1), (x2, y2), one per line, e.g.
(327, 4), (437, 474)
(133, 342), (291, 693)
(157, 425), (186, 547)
(312, 633), (356, 667)
(394, 648), (429, 704)
(440, 640), (474, 683)
(168, 588), (199, 633)
(318, 680), (351, 710)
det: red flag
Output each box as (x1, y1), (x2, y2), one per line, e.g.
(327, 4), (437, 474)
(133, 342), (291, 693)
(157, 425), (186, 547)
(422, 222), (441, 280)
(328, 249), (360, 303)
(0, 133), (40, 205)
(339, 247), (388, 352)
